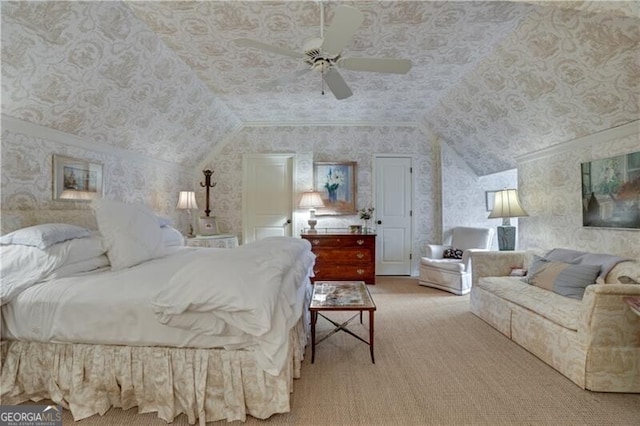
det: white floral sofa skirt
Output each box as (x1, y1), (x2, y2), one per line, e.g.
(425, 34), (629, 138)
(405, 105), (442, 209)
(469, 251), (640, 393)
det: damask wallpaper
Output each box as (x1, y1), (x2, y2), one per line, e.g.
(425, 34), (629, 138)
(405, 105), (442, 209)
(518, 122), (640, 259)
(441, 143), (518, 251)
(2, 1), (637, 179)
(199, 124), (438, 273)
(0, 116), (194, 232)
(1, 1), (241, 167)
(429, 3), (639, 175)
(2, 115), (636, 269)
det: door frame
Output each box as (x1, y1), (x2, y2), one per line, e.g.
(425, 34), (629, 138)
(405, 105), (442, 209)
(372, 154), (416, 275)
(242, 153), (297, 244)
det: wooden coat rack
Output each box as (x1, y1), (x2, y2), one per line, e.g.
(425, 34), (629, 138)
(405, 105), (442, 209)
(200, 169), (217, 217)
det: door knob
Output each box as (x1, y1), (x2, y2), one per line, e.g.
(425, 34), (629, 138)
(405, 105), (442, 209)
(377, 220), (382, 225)
(284, 219), (292, 226)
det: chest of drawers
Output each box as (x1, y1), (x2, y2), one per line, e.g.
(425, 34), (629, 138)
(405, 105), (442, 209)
(301, 232), (376, 284)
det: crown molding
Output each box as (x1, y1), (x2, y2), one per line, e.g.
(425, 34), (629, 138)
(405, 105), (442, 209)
(516, 120), (639, 164)
(198, 120), (433, 169)
(1, 114), (192, 172)
(240, 120), (425, 130)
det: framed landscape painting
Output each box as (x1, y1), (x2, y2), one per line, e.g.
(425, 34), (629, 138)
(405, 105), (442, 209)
(581, 151), (640, 229)
(53, 154), (103, 201)
(313, 161), (357, 215)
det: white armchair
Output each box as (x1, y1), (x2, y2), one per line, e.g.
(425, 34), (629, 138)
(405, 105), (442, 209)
(418, 226), (494, 295)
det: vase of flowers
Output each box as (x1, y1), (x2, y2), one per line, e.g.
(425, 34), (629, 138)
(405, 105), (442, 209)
(324, 168), (344, 203)
(358, 207), (375, 233)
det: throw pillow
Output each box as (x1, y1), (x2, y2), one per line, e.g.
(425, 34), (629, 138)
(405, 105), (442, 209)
(545, 248), (631, 280)
(443, 247), (463, 259)
(526, 256), (601, 300)
(92, 199), (164, 271)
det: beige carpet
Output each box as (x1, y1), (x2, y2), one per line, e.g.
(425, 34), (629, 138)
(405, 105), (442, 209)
(40, 277), (640, 424)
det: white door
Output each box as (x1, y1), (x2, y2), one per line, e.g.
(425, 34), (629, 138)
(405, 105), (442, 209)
(374, 156), (413, 275)
(242, 154), (294, 244)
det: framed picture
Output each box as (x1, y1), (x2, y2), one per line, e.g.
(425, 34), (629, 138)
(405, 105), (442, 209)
(485, 190), (498, 212)
(314, 161), (357, 215)
(52, 154), (103, 201)
(198, 216), (219, 236)
(581, 151), (640, 229)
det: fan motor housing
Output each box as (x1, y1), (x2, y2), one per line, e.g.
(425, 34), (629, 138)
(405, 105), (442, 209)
(303, 38), (340, 72)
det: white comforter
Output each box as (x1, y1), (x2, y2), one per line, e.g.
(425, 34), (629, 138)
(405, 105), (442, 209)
(0, 235), (105, 304)
(152, 237), (315, 374)
(2, 237), (315, 376)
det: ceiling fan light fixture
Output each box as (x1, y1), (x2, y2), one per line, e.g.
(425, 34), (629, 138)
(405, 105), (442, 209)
(312, 58), (335, 74)
(234, 4), (411, 100)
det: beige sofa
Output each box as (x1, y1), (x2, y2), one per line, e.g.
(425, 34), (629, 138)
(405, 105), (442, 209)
(470, 250), (640, 393)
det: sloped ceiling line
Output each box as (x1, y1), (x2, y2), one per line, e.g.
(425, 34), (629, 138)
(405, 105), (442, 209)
(426, 2), (640, 175)
(1, 1), (241, 167)
(2, 1), (639, 176)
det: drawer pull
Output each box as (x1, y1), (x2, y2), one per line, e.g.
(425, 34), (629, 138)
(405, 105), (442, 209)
(312, 239), (320, 245)
(357, 239), (364, 245)
(356, 252), (364, 259)
(357, 269), (365, 275)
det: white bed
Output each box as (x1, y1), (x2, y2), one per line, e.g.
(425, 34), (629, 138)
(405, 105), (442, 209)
(0, 203), (315, 424)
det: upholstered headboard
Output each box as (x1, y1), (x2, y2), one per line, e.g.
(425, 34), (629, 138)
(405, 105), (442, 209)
(0, 209), (98, 235)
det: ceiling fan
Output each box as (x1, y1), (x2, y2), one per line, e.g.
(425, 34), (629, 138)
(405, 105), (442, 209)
(235, 4), (412, 100)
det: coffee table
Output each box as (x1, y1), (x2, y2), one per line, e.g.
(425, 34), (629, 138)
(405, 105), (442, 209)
(309, 281), (377, 363)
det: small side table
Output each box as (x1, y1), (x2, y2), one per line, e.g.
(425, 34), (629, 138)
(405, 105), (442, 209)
(309, 281), (376, 364)
(186, 234), (238, 249)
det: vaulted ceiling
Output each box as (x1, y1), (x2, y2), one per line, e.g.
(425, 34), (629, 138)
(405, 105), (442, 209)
(2, 1), (638, 175)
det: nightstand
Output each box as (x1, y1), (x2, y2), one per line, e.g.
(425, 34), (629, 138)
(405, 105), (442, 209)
(186, 234), (238, 249)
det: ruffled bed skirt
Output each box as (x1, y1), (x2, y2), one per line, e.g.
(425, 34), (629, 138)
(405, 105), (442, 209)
(0, 316), (308, 424)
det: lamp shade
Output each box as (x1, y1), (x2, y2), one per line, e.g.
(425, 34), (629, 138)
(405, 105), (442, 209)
(176, 191), (198, 210)
(299, 191), (325, 209)
(488, 189), (528, 219)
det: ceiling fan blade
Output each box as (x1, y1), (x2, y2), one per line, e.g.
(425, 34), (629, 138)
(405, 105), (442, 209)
(260, 69), (310, 89)
(235, 38), (303, 59)
(321, 5), (364, 56)
(339, 57), (412, 74)
(322, 68), (353, 100)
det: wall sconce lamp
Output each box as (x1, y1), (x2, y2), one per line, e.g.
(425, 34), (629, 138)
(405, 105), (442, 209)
(488, 188), (528, 251)
(176, 191), (198, 237)
(299, 190), (325, 232)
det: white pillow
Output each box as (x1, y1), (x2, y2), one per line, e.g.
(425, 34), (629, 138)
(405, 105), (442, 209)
(161, 226), (185, 247)
(0, 223), (90, 249)
(92, 199), (164, 271)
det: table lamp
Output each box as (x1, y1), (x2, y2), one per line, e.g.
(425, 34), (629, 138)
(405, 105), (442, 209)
(299, 191), (325, 232)
(176, 191), (198, 237)
(488, 188), (528, 251)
